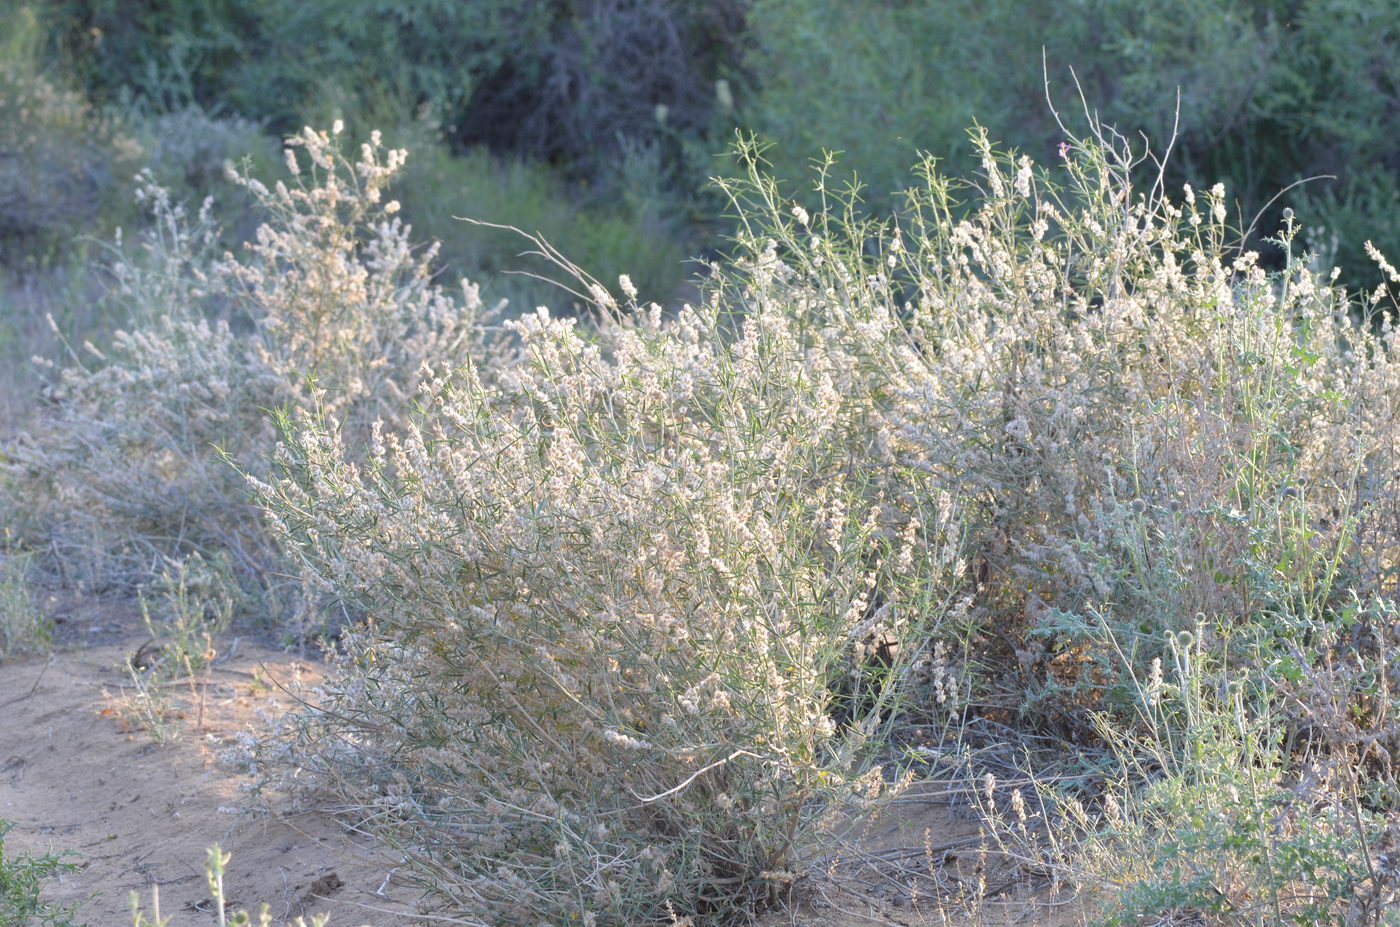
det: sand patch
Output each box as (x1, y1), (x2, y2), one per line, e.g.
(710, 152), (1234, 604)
(0, 641), (425, 926)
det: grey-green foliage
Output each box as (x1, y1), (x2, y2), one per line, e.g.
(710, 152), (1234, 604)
(1039, 626), (1399, 926)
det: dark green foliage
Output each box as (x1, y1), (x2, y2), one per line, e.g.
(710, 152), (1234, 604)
(46, 0), (748, 180)
(33, 0), (741, 292)
(743, 0), (1400, 282)
(389, 135), (690, 307)
(35, 0), (1400, 285)
(0, 6), (140, 269)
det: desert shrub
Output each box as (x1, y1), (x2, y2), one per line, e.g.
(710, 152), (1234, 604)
(729, 122), (1400, 918)
(5, 101), (1397, 916)
(0, 15), (262, 428)
(703, 142), (1400, 926)
(5, 125), (483, 607)
(241, 118), (1400, 920)
(5, 181), (282, 591)
(213, 127), (482, 426)
(1001, 628), (1399, 926)
(250, 186), (965, 922)
(701, 129), (1400, 739)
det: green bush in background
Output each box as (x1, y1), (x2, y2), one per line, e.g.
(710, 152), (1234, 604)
(386, 122), (690, 309)
(14, 0), (1400, 302)
(45, 0), (746, 179)
(0, 6), (141, 269)
(27, 0), (722, 302)
(743, 0), (1400, 282)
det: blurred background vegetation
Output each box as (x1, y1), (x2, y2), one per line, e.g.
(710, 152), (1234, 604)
(6, 0), (1400, 310)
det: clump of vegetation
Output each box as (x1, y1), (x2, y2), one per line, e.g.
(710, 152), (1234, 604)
(0, 539), (49, 660)
(6, 5), (1400, 913)
(48, 0), (745, 177)
(249, 154), (961, 921)
(989, 621), (1400, 925)
(26, 0), (1400, 290)
(0, 820), (87, 927)
(231, 116), (1400, 923)
(388, 123), (690, 309)
(105, 552), (238, 741)
(743, 0), (1400, 283)
(6, 124), (484, 614)
(0, 5), (140, 270)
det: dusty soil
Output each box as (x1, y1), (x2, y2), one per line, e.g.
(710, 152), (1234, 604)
(1, 618), (1085, 927)
(0, 639), (425, 927)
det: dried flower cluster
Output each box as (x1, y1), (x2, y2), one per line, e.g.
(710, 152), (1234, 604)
(6, 127), (482, 603)
(253, 244), (961, 923)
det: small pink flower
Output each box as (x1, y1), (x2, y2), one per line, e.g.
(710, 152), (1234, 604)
(1058, 141), (1071, 160)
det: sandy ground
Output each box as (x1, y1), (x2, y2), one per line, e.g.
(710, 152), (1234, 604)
(1, 622), (1084, 927)
(0, 640), (426, 927)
